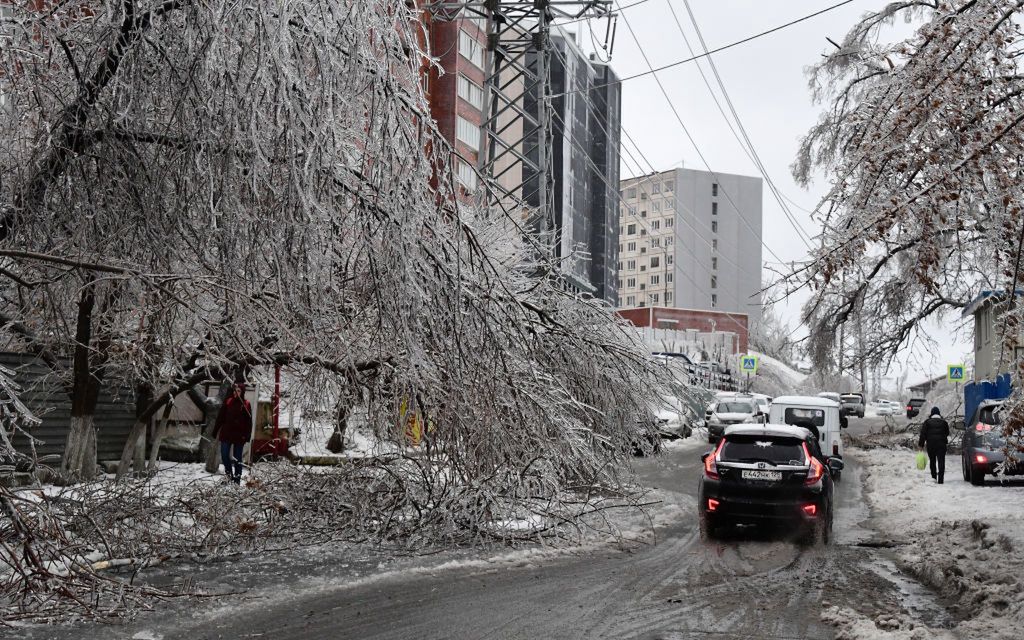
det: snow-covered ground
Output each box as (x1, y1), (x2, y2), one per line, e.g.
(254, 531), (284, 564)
(826, 448), (1024, 639)
(749, 350), (811, 397)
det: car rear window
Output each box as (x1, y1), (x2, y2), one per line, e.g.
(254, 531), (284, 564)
(840, 394), (861, 402)
(975, 406), (1005, 447)
(720, 435), (805, 465)
(909, 399), (925, 407)
(717, 402), (754, 413)
(783, 407), (825, 427)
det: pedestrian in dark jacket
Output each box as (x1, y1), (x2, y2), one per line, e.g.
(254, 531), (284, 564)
(216, 383), (252, 484)
(918, 407), (950, 484)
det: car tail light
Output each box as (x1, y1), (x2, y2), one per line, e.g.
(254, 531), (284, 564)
(801, 504), (817, 516)
(975, 423), (993, 432)
(976, 453), (988, 464)
(704, 440), (725, 479)
(802, 442), (824, 485)
(707, 498), (720, 512)
(833, 443), (839, 456)
(906, 406), (912, 411)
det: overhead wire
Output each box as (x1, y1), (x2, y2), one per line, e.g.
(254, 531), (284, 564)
(550, 0), (858, 98)
(611, 2), (789, 269)
(675, 0), (814, 248)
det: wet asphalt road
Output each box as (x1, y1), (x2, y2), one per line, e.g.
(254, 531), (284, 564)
(28, 425), (952, 640)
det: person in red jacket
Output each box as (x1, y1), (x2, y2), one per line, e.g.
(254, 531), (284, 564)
(215, 382), (252, 484)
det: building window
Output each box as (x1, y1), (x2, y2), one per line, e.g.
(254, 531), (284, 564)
(711, 275), (717, 289)
(712, 202), (718, 216)
(711, 294), (718, 307)
(712, 183), (718, 197)
(626, 296), (635, 306)
(665, 292), (673, 303)
(627, 259), (636, 270)
(664, 200), (674, 210)
(626, 188), (637, 199)
(650, 257), (660, 268)
(640, 229), (647, 236)
(652, 220), (660, 231)
(711, 221), (718, 233)
(665, 237), (673, 247)
(456, 159), (477, 191)
(617, 261), (623, 270)
(652, 293), (660, 304)
(651, 238), (660, 248)
(665, 181), (674, 192)
(651, 182), (660, 194)
(666, 273), (673, 283)
(653, 201), (661, 212)
(712, 238), (718, 250)
(626, 277), (636, 288)
(712, 257), (718, 270)
(667, 255), (673, 265)
(666, 218), (673, 228)
(627, 223), (636, 235)
(638, 301), (646, 307)
(627, 241), (637, 251)
(640, 210), (647, 218)
(456, 116), (480, 151)
(460, 30), (484, 68)
(650, 275), (660, 285)
(457, 75), (485, 110)
(617, 279), (623, 289)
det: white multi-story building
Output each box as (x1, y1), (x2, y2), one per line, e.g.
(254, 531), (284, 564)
(616, 168), (763, 323)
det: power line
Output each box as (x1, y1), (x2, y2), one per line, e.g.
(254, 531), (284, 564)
(673, 0), (814, 248)
(611, 3), (787, 269)
(550, 0), (858, 98)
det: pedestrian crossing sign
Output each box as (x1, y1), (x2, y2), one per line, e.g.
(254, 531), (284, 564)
(740, 355), (759, 374)
(947, 364), (965, 383)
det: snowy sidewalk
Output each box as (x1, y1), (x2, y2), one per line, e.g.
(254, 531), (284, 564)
(824, 447), (1024, 639)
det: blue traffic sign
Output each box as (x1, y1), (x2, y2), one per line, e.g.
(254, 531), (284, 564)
(947, 364), (965, 383)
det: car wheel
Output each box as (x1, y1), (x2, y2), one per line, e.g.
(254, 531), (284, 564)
(833, 470), (842, 483)
(699, 511), (718, 541)
(798, 522), (821, 547)
(969, 464), (985, 486)
(822, 509), (833, 545)
(962, 455), (969, 482)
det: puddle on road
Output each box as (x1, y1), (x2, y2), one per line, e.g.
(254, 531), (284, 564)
(864, 553), (955, 629)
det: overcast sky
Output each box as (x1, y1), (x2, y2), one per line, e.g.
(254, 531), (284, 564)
(566, 0), (973, 386)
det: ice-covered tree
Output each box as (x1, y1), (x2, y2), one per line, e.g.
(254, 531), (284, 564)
(789, 1), (1024, 427)
(0, 0), (664, 526)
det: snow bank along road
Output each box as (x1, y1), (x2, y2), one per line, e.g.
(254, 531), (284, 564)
(29, 433), (972, 640)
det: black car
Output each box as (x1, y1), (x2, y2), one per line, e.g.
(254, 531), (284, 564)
(962, 400), (1022, 485)
(906, 397), (926, 419)
(698, 425), (844, 544)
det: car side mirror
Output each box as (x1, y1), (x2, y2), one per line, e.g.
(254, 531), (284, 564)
(827, 458), (845, 472)
(701, 452), (711, 463)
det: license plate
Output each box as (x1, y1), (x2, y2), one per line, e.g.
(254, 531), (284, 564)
(741, 470), (782, 481)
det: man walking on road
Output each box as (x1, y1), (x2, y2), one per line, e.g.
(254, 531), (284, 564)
(918, 407), (950, 484)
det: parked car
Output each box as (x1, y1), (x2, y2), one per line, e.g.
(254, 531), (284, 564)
(962, 400), (1022, 485)
(839, 393), (865, 418)
(770, 395), (846, 469)
(751, 393), (773, 416)
(698, 424), (843, 544)
(705, 398), (760, 444)
(906, 397), (926, 419)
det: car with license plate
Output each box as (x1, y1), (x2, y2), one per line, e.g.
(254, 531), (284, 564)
(705, 398), (761, 444)
(962, 400), (1023, 485)
(698, 424), (843, 544)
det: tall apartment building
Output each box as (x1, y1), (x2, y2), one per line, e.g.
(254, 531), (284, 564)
(616, 168), (763, 323)
(523, 27), (621, 305)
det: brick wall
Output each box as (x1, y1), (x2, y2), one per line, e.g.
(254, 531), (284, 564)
(618, 306), (749, 354)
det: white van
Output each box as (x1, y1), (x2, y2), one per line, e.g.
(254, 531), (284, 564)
(769, 395), (845, 465)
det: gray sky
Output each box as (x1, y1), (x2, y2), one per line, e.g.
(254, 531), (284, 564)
(568, 0), (974, 385)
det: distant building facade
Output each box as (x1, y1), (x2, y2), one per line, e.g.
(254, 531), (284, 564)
(616, 168), (763, 324)
(524, 28), (621, 305)
(963, 290), (1023, 382)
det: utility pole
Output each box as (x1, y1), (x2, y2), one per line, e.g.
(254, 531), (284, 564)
(432, 0), (614, 237)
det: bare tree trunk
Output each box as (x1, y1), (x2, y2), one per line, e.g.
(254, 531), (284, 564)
(115, 383), (154, 481)
(62, 283), (104, 481)
(188, 384), (226, 474)
(147, 403), (174, 473)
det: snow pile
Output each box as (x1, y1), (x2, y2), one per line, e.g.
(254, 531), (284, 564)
(749, 350), (811, 396)
(830, 448), (1024, 639)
